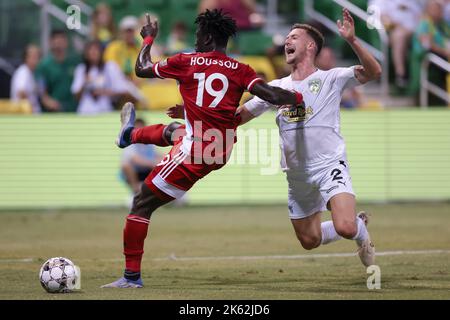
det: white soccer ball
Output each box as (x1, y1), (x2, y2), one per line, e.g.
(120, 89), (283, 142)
(39, 257), (79, 293)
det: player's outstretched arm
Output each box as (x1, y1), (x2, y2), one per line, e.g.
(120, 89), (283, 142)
(250, 82), (302, 107)
(337, 8), (382, 84)
(235, 105), (256, 126)
(135, 14), (159, 78)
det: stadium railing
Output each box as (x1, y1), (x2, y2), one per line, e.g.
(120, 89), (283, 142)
(303, 0), (389, 100)
(420, 53), (450, 108)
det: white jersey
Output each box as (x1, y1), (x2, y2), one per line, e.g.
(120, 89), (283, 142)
(10, 64), (41, 113)
(244, 67), (361, 172)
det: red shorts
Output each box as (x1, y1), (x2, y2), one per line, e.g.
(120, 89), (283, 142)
(145, 141), (226, 201)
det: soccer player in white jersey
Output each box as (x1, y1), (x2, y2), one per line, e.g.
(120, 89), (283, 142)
(237, 9), (382, 266)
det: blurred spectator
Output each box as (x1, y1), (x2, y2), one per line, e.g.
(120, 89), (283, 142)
(369, 0), (424, 88)
(90, 3), (116, 49)
(121, 118), (162, 194)
(10, 45), (41, 113)
(413, 0), (450, 58)
(316, 47), (363, 109)
(71, 41), (127, 115)
(409, 0), (450, 97)
(104, 16), (141, 81)
(104, 15), (151, 107)
(445, 0), (450, 26)
(36, 30), (80, 112)
(199, 0), (265, 31)
(165, 22), (192, 54)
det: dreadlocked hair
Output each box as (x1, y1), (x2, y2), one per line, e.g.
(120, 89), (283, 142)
(195, 9), (237, 47)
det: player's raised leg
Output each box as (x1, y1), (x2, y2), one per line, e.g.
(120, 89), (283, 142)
(329, 193), (375, 266)
(131, 121), (185, 147)
(115, 102), (184, 148)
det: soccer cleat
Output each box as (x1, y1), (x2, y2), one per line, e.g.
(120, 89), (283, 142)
(356, 211), (375, 267)
(100, 277), (143, 288)
(116, 102), (136, 148)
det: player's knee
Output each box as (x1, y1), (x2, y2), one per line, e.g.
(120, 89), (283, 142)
(335, 220), (357, 239)
(131, 184), (166, 219)
(164, 121), (183, 145)
(296, 234), (321, 250)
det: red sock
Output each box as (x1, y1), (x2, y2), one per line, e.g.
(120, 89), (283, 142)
(123, 215), (150, 273)
(131, 124), (170, 147)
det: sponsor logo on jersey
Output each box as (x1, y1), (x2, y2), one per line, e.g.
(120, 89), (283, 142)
(326, 185), (339, 194)
(281, 103), (314, 122)
(190, 56), (239, 70)
(308, 79), (322, 94)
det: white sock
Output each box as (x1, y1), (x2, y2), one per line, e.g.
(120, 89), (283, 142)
(352, 216), (369, 246)
(320, 220), (342, 245)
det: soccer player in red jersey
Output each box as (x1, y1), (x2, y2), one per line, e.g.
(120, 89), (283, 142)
(102, 9), (304, 288)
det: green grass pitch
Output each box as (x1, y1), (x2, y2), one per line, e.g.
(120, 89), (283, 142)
(0, 203), (449, 299)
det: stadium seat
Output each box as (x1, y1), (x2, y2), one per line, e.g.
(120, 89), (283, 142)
(0, 99), (32, 114)
(140, 80), (183, 110)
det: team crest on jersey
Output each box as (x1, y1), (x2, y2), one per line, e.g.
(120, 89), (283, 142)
(308, 79), (322, 94)
(160, 59), (168, 67)
(282, 103), (313, 122)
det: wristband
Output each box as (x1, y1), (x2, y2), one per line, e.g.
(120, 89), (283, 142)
(295, 91), (303, 105)
(143, 36), (154, 46)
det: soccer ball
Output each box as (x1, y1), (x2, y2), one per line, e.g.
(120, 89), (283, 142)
(39, 257), (79, 293)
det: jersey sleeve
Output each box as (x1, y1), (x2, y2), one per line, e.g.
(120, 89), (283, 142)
(152, 53), (188, 81)
(333, 66), (362, 91)
(243, 79), (280, 117)
(240, 64), (264, 92)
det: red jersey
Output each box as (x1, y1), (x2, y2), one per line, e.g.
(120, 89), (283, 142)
(152, 51), (262, 161)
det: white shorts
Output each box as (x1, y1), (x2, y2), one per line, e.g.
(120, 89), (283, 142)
(287, 158), (355, 220)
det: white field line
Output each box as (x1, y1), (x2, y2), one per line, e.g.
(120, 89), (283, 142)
(0, 249), (449, 263)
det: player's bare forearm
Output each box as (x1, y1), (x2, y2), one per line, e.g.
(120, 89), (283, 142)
(348, 38), (382, 82)
(235, 105), (256, 126)
(135, 44), (156, 78)
(135, 13), (159, 78)
(250, 82), (298, 106)
(338, 8), (381, 83)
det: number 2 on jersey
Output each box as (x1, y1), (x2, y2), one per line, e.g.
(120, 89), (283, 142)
(194, 73), (229, 108)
